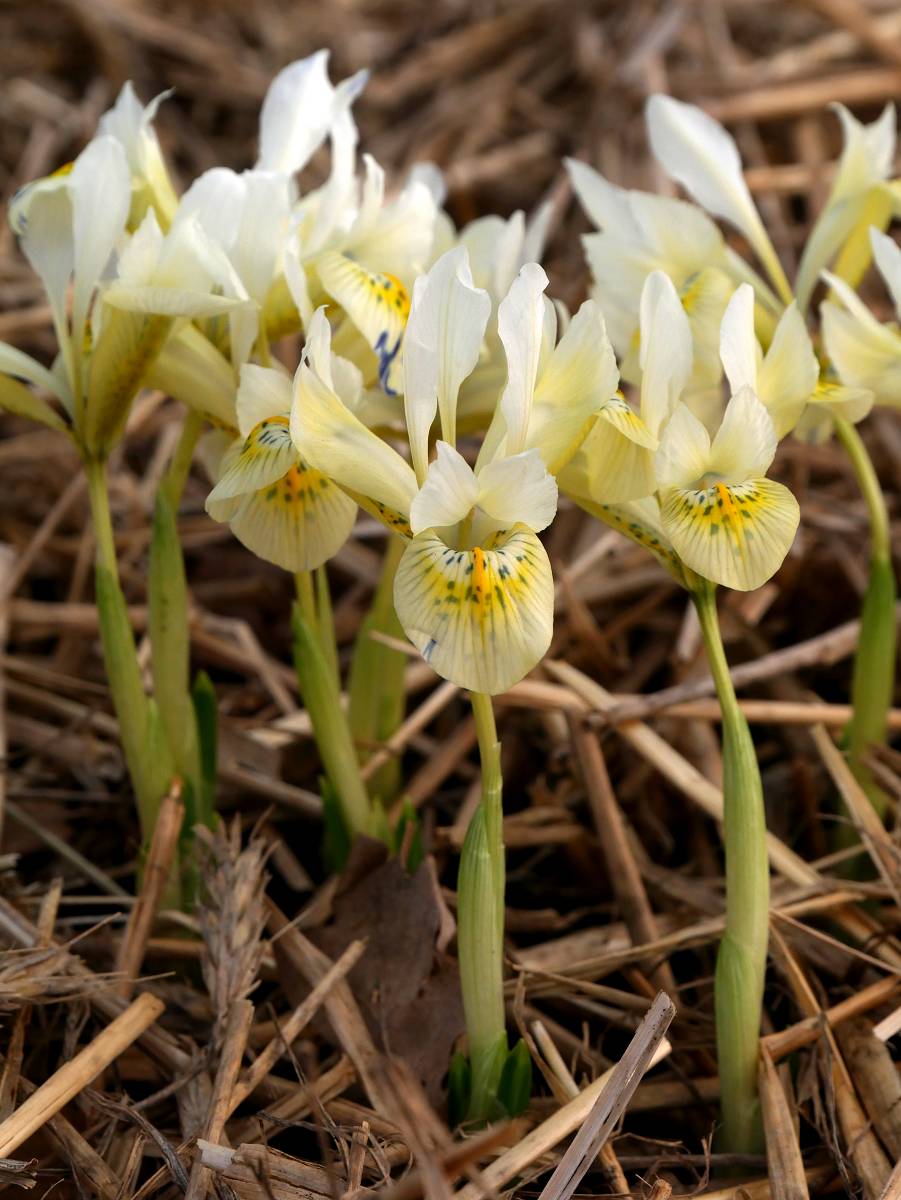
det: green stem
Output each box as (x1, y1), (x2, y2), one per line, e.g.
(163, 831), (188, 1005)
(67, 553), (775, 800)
(85, 456), (172, 840)
(292, 570), (373, 841)
(162, 409), (204, 508)
(693, 582), (768, 1154)
(834, 418), (896, 816)
(458, 691), (507, 1122)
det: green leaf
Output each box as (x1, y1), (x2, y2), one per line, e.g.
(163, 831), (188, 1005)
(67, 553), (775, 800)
(149, 487), (203, 806)
(0, 372), (68, 432)
(497, 1039), (532, 1117)
(447, 1051), (471, 1130)
(321, 777), (353, 873)
(292, 603), (373, 841)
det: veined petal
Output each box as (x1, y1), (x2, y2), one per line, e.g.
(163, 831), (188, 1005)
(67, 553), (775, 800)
(660, 477), (799, 591)
(646, 95), (781, 294)
(639, 271), (693, 436)
(654, 402), (711, 489)
(291, 360), (418, 520)
(569, 397), (658, 503)
(70, 136), (131, 353)
(524, 299), (620, 474)
(565, 487), (684, 580)
(403, 246), (490, 479)
(317, 251), (410, 394)
(709, 386), (777, 481)
(410, 441), (479, 535)
(206, 416), (296, 503)
(496, 262), (549, 455)
(146, 324), (238, 429)
(475, 448), (558, 534)
(719, 283), (760, 394)
(792, 380), (874, 443)
(216, 462), (358, 573)
(236, 364), (293, 436)
(394, 526), (554, 694)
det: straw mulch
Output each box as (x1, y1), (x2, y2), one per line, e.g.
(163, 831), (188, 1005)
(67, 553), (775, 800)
(2, 1), (901, 1197)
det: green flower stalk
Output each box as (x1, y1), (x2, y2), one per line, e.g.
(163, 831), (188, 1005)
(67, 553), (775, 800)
(292, 569), (374, 842)
(834, 417), (896, 816)
(457, 692), (507, 1122)
(693, 581), (769, 1153)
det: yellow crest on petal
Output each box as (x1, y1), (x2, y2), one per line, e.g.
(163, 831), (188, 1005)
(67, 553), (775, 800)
(317, 251), (409, 394)
(660, 477), (799, 592)
(394, 525), (553, 694)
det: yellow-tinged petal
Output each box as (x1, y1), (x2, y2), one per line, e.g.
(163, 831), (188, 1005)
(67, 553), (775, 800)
(639, 270), (692, 437)
(660, 477), (799, 592)
(394, 525), (553, 694)
(206, 415), (296, 504)
(821, 290), (901, 407)
(291, 357), (418, 520)
(317, 251), (410, 394)
(564, 397), (658, 503)
(213, 462), (357, 572)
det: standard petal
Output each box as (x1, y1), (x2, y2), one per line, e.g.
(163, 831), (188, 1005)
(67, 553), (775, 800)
(756, 302), (819, 437)
(718, 284), (760, 395)
(475, 448), (559, 534)
(394, 526), (554, 694)
(257, 51), (367, 177)
(291, 360), (418, 523)
(236, 364), (293, 436)
(70, 136), (131, 352)
(524, 299), (620, 474)
(496, 262), (549, 455)
(710, 386), (777, 481)
(660, 477), (799, 591)
(645, 94), (786, 298)
(654, 401), (711, 490)
(870, 227), (901, 315)
(402, 246), (490, 479)
(410, 441), (479, 535)
(639, 270), (693, 436)
(219, 463), (358, 572)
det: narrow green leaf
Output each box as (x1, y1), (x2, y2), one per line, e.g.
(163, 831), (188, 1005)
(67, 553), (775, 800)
(497, 1039), (532, 1117)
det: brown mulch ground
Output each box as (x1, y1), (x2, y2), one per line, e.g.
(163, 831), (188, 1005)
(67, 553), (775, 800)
(2, 1), (901, 1197)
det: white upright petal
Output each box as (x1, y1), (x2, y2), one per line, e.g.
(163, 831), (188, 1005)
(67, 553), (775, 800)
(719, 284), (760, 395)
(870, 227), (901, 315)
(236, 364), (293, 436)
(496, 262), (549, 455)
(476, 449), (558, 534)
(795, 105), (896, 310)
(409, 441), (479, 534)
(257, 51), (367, 175)
(70, 136), (131, 351)
(654, 402), (711, 489)
(99, 82), (177, 223)
(17, 185), (74, 364)
(757, 302), (819, 437)
(402, 246), (490, 479)
(565, 159), (640, 236)
(646, 95), (780, 291)
(639, 270), (692, 436)
(710, 386), (777, 481)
